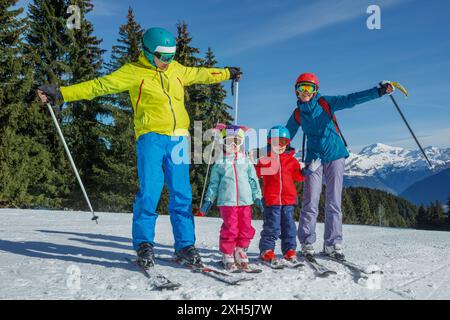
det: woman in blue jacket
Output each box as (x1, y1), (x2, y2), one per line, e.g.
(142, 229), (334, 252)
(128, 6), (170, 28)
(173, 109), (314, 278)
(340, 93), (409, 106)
(285, 73), (393, 260)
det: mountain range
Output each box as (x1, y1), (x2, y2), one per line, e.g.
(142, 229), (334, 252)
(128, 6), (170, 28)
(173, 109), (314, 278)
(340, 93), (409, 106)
(344, 143), (450, 205)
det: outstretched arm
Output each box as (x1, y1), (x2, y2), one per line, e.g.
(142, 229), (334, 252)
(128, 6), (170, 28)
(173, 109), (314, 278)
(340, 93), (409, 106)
(323, 87), (381, 113)
(60, 65), (135, 102)
(181, 65), (231, 86)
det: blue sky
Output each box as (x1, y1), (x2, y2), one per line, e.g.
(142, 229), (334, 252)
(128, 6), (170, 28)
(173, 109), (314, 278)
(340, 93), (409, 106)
(17, 0), (450, 152)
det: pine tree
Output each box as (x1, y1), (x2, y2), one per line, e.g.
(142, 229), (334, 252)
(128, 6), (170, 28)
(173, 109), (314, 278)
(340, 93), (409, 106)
(61, 0), (113, 210)
(354, 189), (372, 225)
(0, 0), (67, 208)
(24, 0), (82, 208)
(429, 201), (445, 229)
(203, 47), (233, 125)
(341, 188), (357, 224)
(416, 204), (428, 229)
(94, 6), (143, 212)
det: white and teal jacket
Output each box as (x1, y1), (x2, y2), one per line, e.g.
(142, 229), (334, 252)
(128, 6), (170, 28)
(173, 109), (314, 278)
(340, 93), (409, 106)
(204, 153), (262, 207)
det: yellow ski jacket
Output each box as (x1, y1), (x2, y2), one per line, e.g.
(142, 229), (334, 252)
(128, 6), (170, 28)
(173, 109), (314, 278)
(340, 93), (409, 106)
(60, 52), (230, 139)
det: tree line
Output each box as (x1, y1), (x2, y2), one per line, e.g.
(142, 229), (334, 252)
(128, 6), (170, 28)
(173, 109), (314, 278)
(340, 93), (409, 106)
(1, 1), (448, 232)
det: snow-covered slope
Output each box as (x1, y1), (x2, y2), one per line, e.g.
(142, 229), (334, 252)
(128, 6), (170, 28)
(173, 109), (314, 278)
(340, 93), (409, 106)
(1, 209), (450, 300)
(345, 143), (450, 194)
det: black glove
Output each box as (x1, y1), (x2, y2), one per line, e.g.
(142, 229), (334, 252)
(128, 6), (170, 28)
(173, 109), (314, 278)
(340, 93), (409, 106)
(38, 84), (63, 104)
(378, 81), (394, 97)
(227, 67), (242, 81)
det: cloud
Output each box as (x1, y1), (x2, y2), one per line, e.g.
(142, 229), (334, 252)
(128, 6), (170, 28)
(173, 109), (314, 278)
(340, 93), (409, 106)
(223, 0), (410, 56)
(87, 0), (122, 18)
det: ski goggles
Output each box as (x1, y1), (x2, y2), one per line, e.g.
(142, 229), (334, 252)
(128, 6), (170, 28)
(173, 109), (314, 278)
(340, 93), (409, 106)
(153, 51), (175, 64)
(296, 82), (318, 94)
(269, 137), (290, 147)
(223, 136), (244, 147)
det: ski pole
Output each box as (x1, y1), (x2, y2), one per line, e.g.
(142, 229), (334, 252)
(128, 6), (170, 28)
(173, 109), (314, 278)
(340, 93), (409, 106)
(196, 126), (220, 217)
(234, 80), (239, 125)
(46, 103), (99, 223)
(388, 94), (433, 169)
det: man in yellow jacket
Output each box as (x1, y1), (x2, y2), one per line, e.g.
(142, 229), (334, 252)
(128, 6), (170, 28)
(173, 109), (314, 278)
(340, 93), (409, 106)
(38, 27), (241, 269)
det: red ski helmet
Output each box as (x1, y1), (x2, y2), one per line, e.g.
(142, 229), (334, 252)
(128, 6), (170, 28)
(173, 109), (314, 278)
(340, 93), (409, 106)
(295, 73), (319, 95)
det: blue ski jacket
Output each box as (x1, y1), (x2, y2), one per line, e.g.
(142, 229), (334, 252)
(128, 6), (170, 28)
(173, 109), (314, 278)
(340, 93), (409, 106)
(286, 87), (381, 164)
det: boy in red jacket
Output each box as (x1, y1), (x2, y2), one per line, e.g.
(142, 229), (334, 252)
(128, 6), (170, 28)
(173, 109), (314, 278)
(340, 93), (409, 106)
(256, 126), (321, 266)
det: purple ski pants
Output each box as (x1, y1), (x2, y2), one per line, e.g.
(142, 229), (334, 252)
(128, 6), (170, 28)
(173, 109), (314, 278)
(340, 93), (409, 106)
(298, 158), (345, 247)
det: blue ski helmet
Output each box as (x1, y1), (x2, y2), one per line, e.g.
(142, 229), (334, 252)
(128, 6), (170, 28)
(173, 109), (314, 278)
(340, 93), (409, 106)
(267, 125), (291, 141)
(142, 27), (176, 67)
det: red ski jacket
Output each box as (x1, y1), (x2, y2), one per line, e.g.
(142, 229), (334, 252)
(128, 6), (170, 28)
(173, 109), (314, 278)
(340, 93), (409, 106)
(256, 150), (304, 206)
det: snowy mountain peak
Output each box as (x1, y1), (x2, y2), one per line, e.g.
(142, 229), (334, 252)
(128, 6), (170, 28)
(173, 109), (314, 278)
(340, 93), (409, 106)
(345, 143), (450, 194)
(359, 143), (407, 156)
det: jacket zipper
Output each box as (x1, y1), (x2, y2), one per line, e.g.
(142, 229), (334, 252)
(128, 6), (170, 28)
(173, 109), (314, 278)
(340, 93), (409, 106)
(233, 154), (239, 206)
(159, 72), (176, 133)
(278, 154), (283, 205)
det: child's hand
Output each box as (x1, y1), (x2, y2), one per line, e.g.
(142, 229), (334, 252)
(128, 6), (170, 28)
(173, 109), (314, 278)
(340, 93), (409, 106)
(199, 201), (212, 216)
(255, 198), (265, 212)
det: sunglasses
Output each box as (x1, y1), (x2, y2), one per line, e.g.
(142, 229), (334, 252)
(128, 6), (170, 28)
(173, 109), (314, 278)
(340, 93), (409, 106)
(223, 136), (244, 147)
(296, 82), (318, 94)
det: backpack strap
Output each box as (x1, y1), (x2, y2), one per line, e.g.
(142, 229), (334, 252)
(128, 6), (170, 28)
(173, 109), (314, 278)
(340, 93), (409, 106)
(294, 108), (301, 126)
(293, 109), (307, 162)
(318, 97), (348, 147)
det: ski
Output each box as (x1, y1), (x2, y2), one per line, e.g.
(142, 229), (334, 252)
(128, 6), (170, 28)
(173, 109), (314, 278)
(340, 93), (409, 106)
(125, 257), (181, 291)
(256, 258), (286, 270)
(156, 256), (253, 285)
(211, 260), (263, 274)
(302, 254), (337, 277)
(281, 259), (305, 269)
(316, 254), (383, 276)
(237, 265), (263, 274)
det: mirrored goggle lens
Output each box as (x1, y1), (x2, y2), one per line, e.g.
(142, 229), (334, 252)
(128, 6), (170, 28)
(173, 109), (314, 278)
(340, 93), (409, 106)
(270, 138), (290, 146)
(297, 82), (317, 94)
(154, 52), (175, 63)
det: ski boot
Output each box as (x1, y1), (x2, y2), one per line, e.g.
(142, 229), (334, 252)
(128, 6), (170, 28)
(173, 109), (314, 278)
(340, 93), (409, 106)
(136, 242), (155, 269)
(222, 253), (239, 273)
(284, 249), (299, 263)
(260, 249), (284, 269)
(301, 243), (315, 258)
(174, 245), (203, 267)
(234, 247), (250, 270)
(323, 244), (345, 261)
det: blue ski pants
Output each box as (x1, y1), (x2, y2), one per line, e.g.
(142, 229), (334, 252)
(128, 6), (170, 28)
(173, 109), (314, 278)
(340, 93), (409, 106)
(132, 133), (194, 251)
(259, 205), (297, 255)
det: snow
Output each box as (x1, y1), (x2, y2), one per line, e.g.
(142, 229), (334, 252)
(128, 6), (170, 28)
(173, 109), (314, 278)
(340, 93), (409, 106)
(1, 209), (450, 300)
